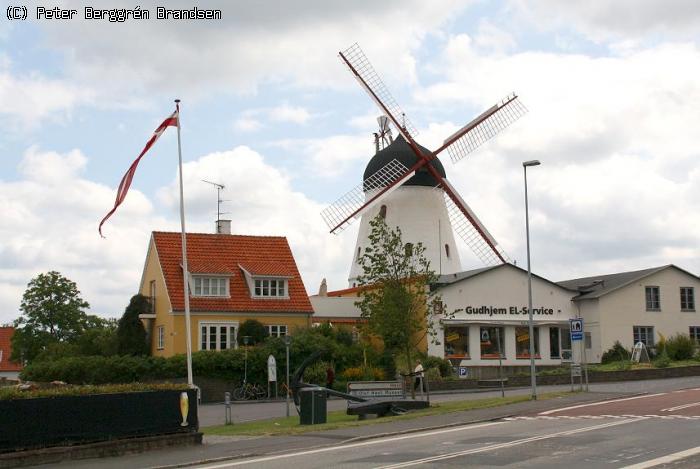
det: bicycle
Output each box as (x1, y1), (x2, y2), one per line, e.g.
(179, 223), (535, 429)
(232, 382), (267, 400)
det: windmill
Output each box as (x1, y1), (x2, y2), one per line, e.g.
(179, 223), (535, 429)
(320, 43), (527, 284)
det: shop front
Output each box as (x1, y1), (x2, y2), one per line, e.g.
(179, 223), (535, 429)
(428, 264), (581, 376)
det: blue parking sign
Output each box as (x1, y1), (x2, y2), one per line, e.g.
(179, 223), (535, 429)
(458, 366), (469, 378)
(570, 318), (584, 341)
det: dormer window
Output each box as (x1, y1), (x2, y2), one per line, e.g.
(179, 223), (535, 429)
(192, 276), (229, 297)
(254, 278), (288, 298)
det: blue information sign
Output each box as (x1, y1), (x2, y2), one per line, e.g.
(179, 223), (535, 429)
(570, 318), (584, 341)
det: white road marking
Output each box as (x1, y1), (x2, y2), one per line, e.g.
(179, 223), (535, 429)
(620, 445), (700, 469)
(538, 393), (667, 415)
(375, 418), (647, 469)
(661, 401), (700, 412)
(504, 414), (700, 421)
(193, 421), (503, 468)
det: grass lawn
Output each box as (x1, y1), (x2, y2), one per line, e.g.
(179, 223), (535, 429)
(203, 391), (572, 437)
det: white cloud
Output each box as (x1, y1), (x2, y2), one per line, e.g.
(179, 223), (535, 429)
(409, 35), (700, 278)
(0, 147), (166, 323)
(0, 144), (359, 323)
(0, 68), (95, 130)
(233, 116), (263, 132)
(512, 0), (700, 43)
(32, 0), (468, 101)
(273, 133), (374, 179)
(269, 104), (311, 124)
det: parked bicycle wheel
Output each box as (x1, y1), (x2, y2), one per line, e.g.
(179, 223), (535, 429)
(233, 386), (247, 401)
(254, 385), (267, 400)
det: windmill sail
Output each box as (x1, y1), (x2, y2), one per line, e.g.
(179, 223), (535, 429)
(320, 158), (410, 233)
(438, 93), (528, 164)
(444, 195), (510, 265)
(339, 43), (418, 140)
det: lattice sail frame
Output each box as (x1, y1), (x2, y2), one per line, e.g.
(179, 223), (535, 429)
(340, 43), (418, 139)
(320, 158), (410, 233)
(443, 193), (511, 266)
(444, 93), (528, 164)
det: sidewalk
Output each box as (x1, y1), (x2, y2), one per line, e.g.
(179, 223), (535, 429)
(197, 375), (700, 427)
(46, 390), (628, 469)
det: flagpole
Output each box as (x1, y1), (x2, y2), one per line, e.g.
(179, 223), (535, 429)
(175, 98), (194, 388)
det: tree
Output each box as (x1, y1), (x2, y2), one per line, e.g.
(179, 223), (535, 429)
(116, 294), (150, 356)
(11, 271), (91, 362)
(355, 216), (440, 383)
(238, 319), (268, 345)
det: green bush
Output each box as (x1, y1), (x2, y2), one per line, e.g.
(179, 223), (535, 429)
(654, 350), (671, 368)
(238, 319), (268, 346)
(601, 341), (631, 364)
(21, 327), (376, 386)
(664, 334), (695, 361)
(421, 355), (454, 378)
(0, 382), (187, 400)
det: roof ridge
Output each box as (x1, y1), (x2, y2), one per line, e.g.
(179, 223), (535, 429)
(557, 265), (670, 283)
(152, 231), (287, 239)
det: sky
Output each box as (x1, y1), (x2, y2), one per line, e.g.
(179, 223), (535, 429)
(0, 0), (699, 322)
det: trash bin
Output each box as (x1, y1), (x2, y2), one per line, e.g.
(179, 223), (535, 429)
(299, 387), (327, 425)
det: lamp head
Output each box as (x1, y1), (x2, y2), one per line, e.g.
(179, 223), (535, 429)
(523, 160), (541, 167)
(284, 335), (292, 346)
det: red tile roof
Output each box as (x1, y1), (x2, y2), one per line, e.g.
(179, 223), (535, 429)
(0, 327), (22, 372)
(152, 232), (313, 314)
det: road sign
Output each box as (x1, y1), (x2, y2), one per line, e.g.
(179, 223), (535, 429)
(570, 318), (584, 341)
(347, 381), (403, 398)
(570, 363), (582, 377)
(267, 355), (277, 382)
(458, 367), (469, 379)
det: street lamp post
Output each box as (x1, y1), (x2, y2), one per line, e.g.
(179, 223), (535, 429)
(284, 335), (292, 417)
(523, 159), (541, 400)
(243, 336), (250, 384)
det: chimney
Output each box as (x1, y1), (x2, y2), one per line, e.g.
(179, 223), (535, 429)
(216, 219), (231, 235)
(319, 278), (328, 296)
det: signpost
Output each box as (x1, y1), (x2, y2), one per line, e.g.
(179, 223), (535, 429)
(348, 381), (404, 399)
(569, 318), (588, 391)
(458, 367), (469, 379)
(267, 355), (277, 399)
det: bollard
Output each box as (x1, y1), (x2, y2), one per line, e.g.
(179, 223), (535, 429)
(224, 392), (232, 425)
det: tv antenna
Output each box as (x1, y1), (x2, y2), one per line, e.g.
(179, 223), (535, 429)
(201, 180), (229, 223)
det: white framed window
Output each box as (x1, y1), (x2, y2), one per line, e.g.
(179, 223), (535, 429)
(681, 287), (695, 311)
(633, 326), (654, 347)
(645, 286), (660, 310)
(689, 326), (700, 342)
(157, 325), (165, 350)
(267, 325), (288, 337)
(254, 278), (288, 298)
(192, 276), (229, 297)
(199, 322), (238, 351)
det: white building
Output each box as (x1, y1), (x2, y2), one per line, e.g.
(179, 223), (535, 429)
(427, 264), (699, 376)
(428, 264), (581, 375)
(559, 264), (700, 363)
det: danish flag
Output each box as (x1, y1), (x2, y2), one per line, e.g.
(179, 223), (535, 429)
(99, 106), (179, 237)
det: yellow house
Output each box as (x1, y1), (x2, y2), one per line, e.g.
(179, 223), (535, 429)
(139, 228), (313, 356)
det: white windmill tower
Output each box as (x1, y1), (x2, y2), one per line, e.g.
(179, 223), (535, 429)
(346, 122), (463, 285)
(320, 43), (527, 287)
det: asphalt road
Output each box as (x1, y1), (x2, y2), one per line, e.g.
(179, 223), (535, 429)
(193, 383), (700, 468)
(198, 376), (700, 426)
